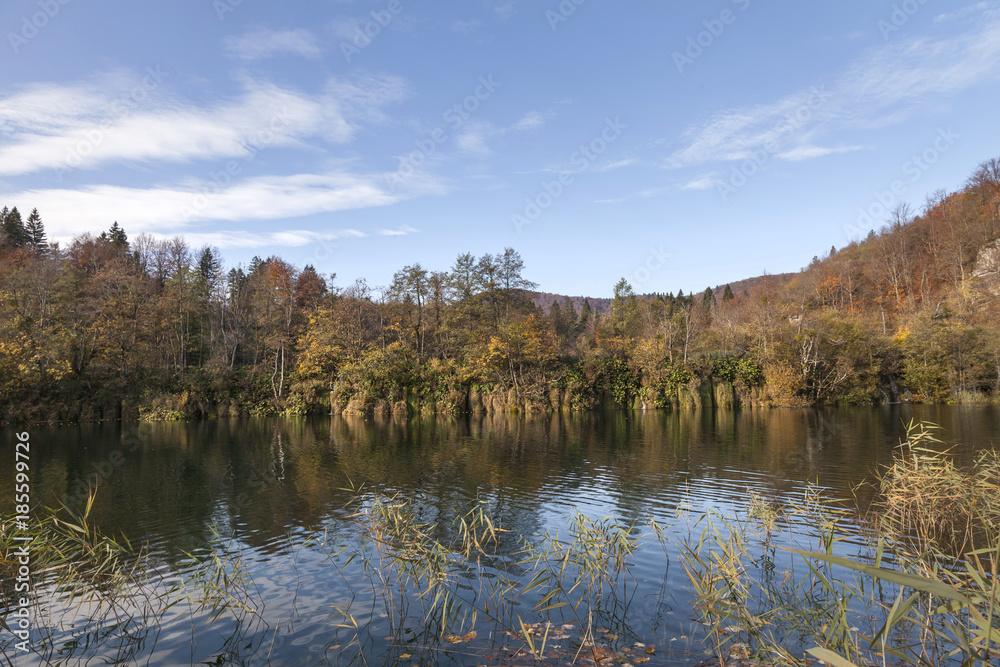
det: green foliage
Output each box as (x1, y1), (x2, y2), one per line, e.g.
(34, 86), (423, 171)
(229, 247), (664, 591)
(600, 357), (640, 407)
(710, 355), (763, 391)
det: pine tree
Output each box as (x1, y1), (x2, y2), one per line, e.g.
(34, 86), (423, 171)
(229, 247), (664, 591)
(24, 208), (47, 253)
(108, 221), (129, 250)
(702, 287), (716, 310)
(197, 246), (221, 282)
(549, 300), (562, 328)
(562, 297), (578, 331)
(578, 298), (592, 336)
(2, 206), (29, 248)
(722, 284), (734, 302)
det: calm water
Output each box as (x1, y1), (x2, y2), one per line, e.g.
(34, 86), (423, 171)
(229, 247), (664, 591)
(2, 405), (999, 665)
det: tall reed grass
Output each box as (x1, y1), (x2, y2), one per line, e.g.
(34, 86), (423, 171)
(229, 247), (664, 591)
(679, 420), (1000, 667)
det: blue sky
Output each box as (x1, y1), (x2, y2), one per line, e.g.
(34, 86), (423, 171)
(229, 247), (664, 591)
(1, 0), (998, 297)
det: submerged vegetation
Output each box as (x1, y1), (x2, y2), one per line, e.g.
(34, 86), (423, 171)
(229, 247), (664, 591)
(3, 421), (998, 665)
(1, 157), (1000, 422)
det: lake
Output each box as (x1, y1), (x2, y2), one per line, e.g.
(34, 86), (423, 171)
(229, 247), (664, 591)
(2, 404), (999, 666)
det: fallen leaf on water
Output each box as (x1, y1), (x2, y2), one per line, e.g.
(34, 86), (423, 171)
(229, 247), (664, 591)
(645, 646), (655, 654)
(398, 654), (411, 659)
(461, 631), (478, 642)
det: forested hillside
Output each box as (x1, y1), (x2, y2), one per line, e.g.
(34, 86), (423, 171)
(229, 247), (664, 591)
(1, 157), (998, 422)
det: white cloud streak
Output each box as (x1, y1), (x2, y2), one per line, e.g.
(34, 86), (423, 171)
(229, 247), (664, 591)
(777, 145), (866, 162)
(0, 73), (407, 177)
(9, 172), (401, 239)
(223, 28), (322, 60)
(666, 15), (1000, 168)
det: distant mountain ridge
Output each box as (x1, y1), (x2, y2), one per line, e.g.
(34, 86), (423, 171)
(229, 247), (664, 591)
(531, 271), (797, 314)
(532, 292), (611, 315)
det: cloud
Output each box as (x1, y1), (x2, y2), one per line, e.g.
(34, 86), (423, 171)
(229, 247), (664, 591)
(512, 111), (545, 131)
(0, 73), (406, 177)
(452, 19), (481, 34)
(378, 224), (419, 236)
(596, 158), (637, 172)
(593, 186), (670, 204)
(9, 171), (401, 239)
(223, 28), (321, 60)
(665, 14), (1000, 168)
(934, 2), (995, 23)
(456, 124), (492, 155)
(171, 225), (417, 249)
(681, 175), (719, 190)
(166, 229), (366, 249)
(490, 0), (516, 20)
(329, 17), (363, 41)
(777, 145), (866, 162)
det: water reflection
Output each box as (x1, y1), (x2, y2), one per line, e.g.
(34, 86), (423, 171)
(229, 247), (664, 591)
(1, 405), (997, 664)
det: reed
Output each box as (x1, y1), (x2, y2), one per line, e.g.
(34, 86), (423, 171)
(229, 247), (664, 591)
(678, 421), (1000, 667)
(876, 420), (1000, 557)
(0, 492), (267, 664)
(329, 485), (646, 663)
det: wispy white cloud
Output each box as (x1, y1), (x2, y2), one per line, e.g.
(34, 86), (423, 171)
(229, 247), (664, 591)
(9, 172), (401, 240)
(328, 17), (363, 42)
(166, 229), (366, 249)
(777, 145), (866, 162)
(452, 19), (481, 34)
(223, 28), (321, 60)
(596, 158), (637, 172)
(0, 73), (406, 177)
(512, 111), (545, 131)
(665, 14), (1000, 168)
(456, 123), (493, 155)
(490, 0), (516, 20)
(378, 224), (419, 236)
(593, 186), (670, 204)
(934, 2), (996, 23)
(681, 175), (720, 190)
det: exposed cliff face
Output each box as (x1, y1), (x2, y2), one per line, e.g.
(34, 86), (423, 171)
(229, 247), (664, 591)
(972, 239), (1000, 277)
(972, 238), (1000, 296)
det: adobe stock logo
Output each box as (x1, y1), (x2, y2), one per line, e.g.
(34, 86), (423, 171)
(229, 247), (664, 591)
(512, 117), (627, 233)
(845, 127), (958, 240)
(7, 0), (73, 54)
(672, 0), (752, 73)
(340, 0), (411, 63)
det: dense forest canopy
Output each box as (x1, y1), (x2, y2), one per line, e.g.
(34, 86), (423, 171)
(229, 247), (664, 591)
(1, 157), (998, 422)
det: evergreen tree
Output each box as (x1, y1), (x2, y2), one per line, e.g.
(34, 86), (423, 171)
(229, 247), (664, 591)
(24, 208), (47, 253)
(197, 246), (221, 282)
(702, 287), (716, 310)
(722, 284), (735, 302)
(562, 297), (578, 332)
(108, 221), (129, 250)
(610, 278), (639, 338)
(548, 300), (562, 330)
(2, 206), (29, 248)
(578, 298), (592, 336)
